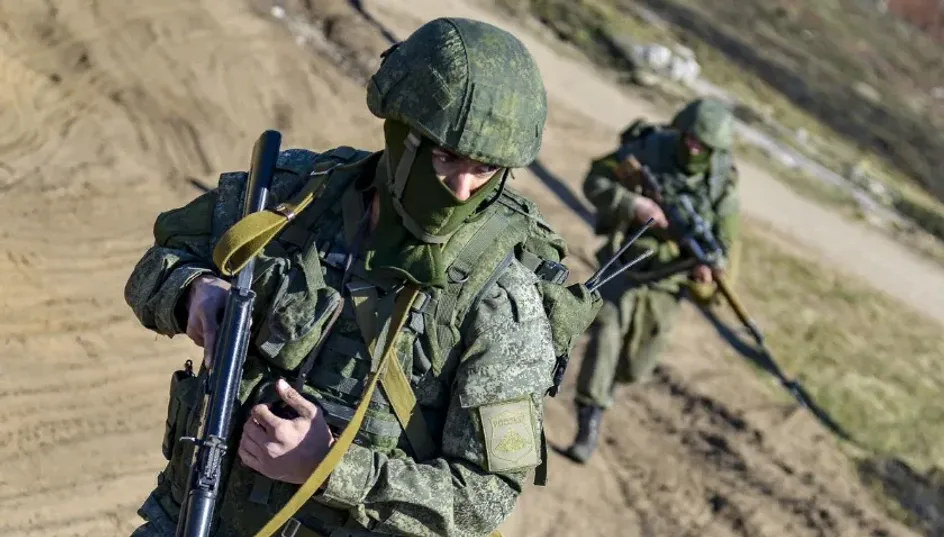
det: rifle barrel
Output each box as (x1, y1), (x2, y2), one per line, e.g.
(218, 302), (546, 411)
(175, 130), (282, 537)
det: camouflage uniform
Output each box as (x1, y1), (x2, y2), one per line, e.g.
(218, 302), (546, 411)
(125, 18), (598, 537)
(564, 98), (741, 463)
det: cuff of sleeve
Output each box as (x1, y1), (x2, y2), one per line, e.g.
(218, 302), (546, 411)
(319, 443), (374, 509)
(156, 265), (214, 336)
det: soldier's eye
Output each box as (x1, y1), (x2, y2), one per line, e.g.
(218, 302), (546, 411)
(432, 150), (455, 164)
(476, 165), (500, 176)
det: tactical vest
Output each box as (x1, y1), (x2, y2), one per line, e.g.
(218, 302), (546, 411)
(242, 147), (592, 414)
(158, 146), (599, 537)
(593, 124), (735, 290)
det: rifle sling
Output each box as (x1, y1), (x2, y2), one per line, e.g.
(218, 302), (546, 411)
(252, 286), (420, 537)
(213, 171), (332, 276)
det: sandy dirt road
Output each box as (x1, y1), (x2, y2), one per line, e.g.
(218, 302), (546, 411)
(0, 1), (936, 536)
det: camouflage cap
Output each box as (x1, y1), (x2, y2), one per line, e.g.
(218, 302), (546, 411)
(366, 17), (547, 168)
(670, 98), (734, 150)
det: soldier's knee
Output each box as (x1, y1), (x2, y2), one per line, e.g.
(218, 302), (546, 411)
(630, 347), (665, 382)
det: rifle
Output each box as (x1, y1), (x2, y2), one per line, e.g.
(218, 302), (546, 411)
(621, 154), (856, 443)
(174, 130), (283, 537)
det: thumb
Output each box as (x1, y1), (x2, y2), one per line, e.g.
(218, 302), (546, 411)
(276, 379), (316, 420)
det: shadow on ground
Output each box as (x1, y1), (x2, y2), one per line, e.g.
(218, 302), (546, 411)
(858, 457), (944, 537)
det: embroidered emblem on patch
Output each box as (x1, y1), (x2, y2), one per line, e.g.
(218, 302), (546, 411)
(480, 399), (539, 472)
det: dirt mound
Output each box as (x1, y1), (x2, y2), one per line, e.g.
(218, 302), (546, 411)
(0, 1), (933, 536)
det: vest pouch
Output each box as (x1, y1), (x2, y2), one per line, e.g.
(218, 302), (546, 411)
(161, 359), (198, 461)
(160, 360), (206, 505)
(254, 259), (343, 372)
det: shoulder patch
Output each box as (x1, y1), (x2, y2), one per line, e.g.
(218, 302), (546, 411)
(479, 397), (540, 473)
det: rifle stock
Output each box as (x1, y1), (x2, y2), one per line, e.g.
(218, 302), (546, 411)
(713, 273), (764, 345)
(174, 130), (283, 537)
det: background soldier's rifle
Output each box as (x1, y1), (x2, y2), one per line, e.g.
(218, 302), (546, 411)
(174, 130), (283, 537)
(616, 154), (856, 444)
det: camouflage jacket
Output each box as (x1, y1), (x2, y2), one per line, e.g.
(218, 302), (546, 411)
(124, 148), (557, 537)
(582, 130), (741, 292)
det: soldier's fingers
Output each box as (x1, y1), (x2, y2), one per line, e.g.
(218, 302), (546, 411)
(200, 306), (222, 340)
(244, 419), (270, 445)
(186, 315), (205, 347)
(203, 328), (216, 368)
(240, 428), (266, 458)
(238, 443), (263, 471)
(276, 379), (316, 420)
(251, 403), (286, 431)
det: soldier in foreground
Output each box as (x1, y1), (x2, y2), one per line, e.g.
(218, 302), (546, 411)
(564, 98), (742, 463)
(124, 17), (600, 537)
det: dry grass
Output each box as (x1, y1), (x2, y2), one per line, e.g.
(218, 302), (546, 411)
(729, 221), (944, 531)
(735, 221), (944, 472)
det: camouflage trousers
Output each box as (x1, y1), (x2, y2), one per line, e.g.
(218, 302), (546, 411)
(575, 285), (681, 409)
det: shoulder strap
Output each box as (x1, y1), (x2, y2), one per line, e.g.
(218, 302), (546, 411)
(213, 171), (331, 275)
(348, 284), (438, 461)
(212, 148), (371, 276)
(433, 209), (518, 353)
(446, 209), (514, 284)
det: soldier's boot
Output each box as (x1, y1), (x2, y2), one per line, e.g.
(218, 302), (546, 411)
(563, 403), (604, 464)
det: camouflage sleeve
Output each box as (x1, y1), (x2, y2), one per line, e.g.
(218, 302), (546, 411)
(123, 149), (324, 337)
(123, 190), (219, 337)
(582, 150), (639, 234)
(320, 261), (556, 537)
(712, 164), (741, 263)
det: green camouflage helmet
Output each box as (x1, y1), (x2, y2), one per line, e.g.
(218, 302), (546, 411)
(366, 17), (547, 168)
(670, 98), (734, 150)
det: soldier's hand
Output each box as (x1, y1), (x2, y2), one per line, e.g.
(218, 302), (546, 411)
(238, 379), (335, 485)
(186, 274), (230, 368)
(690, 264), (713, 284)
(631, 197), (668, 228)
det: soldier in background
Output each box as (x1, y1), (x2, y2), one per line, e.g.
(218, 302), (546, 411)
(564, 98), (742, 464)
